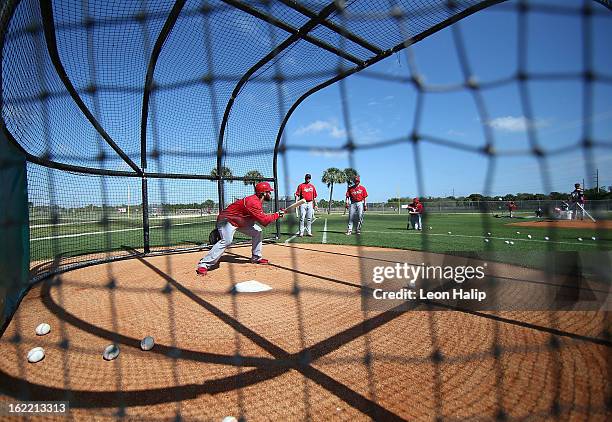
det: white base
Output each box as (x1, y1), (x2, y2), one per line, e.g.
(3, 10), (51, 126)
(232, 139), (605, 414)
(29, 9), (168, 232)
(234, 280), (272, 293)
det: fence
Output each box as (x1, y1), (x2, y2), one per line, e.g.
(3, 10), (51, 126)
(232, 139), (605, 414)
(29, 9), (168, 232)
(301, 199), (612, 216)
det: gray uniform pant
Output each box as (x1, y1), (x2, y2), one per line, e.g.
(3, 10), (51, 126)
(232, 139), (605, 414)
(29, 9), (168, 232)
(571, 202), (584, 220)
(198, 220), (262, 269)
(299, 201), (314, 235)
(347, 201), (364, 232)
(410, 213), (422, 230)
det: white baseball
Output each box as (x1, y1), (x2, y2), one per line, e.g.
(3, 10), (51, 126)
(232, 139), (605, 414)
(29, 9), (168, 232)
(103, 344), (120, 361)
(35, 323), (50, 336)
(27, 347), (45, 363)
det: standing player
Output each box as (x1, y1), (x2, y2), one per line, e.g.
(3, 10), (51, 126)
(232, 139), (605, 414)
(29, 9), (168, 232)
(507, 200), (517, 218)
(407, 197), (424, 230)
(196, 182), (284, 276)
(295, 173), (318, 237)
(345, 175), (368, 235)
(569, 183), (586, 220)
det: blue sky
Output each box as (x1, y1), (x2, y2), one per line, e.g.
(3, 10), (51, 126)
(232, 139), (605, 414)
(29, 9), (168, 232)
(6, 0), (611, 207)
(279, 0), (612, 202)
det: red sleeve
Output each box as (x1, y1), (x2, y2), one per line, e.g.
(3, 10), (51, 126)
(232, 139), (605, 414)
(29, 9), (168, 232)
(313, 185), (317, 199)
(363, 187), (368, 198)
(244, 196), (279, 227)
(295, 184), (302, 197)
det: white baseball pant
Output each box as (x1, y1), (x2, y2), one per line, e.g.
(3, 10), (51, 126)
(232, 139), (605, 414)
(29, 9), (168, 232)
(347, 201), (364, 233)
(198, 219), (262, 269)
(299, 201), (314, 235)
(410, 213), (422, 230)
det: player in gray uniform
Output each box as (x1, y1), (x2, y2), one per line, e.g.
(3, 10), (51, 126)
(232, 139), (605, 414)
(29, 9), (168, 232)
(345, 176), (368, 235)
(569, 183), (586, 220)
(295, 173), (318, 237)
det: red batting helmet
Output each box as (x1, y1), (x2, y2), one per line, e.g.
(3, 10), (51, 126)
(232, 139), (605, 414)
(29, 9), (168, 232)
(413, 197), (419, 202)
(255, 181), (273, 194)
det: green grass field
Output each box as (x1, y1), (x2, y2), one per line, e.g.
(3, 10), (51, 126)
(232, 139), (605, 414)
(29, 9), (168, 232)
(29, 212), (611, 271)
(278, 213), (612, 270)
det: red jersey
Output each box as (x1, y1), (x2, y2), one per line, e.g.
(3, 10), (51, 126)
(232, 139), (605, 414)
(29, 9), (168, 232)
(218, 194), (279, 228)
(409, 202), (424, 214)
(295, 183), (317, 202)
(346, 184), (368, 202)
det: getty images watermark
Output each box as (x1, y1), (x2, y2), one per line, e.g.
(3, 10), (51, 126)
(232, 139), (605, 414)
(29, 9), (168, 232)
(362, 251), (611, 311)
(371, 262), (487, 302)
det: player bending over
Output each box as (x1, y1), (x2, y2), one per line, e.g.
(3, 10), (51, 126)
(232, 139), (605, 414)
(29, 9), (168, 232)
(196, 182), (284, 276)
(407, 197), (424, 230)
(570, 183), (585, 220)
(345, 175), (368, 235)
(295, 173), (318, 237)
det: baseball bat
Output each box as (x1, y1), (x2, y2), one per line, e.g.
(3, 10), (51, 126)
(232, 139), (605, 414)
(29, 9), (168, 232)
(283, 198), (307, 213)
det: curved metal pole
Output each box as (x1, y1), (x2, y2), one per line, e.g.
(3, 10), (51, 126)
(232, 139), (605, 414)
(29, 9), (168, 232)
(216, 1), (342, 210)
(138, 0), (186, 253)
(39, 0), (143, 175)
(140, 0), (186, 171)
(272, 0), (508, 231)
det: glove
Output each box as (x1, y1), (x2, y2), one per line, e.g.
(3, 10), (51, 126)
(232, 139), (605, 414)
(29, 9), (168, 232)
(345, 203), (349, 209)
(278, 209), (285, 217)
(364, 206), (368, 212)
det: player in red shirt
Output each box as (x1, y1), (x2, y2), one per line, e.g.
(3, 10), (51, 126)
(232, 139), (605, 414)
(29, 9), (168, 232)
(345, 175), (368, 235)
(196, 182), (284, 276)
(507, 201), (517, 218)
(295, 173), (318, 237)
(407, 197), (424, 230)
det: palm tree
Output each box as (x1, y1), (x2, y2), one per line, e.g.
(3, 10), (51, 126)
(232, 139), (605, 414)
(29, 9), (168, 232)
(343, 168), (359, 215)
(321, 167), (346, 214)
(210, 166), (233, 182)
(344, 168), (359, 186)
(243, 170), (264, 186)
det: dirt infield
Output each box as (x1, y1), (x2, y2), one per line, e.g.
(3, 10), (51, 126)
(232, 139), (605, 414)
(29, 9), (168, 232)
(1, 244), (610, 420)
(508, 219), (612, 229)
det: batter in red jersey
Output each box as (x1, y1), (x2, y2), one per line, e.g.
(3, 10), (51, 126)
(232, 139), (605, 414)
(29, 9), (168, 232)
(407, 197), (424, 230)
(196, 182), (284, 276)
(295, 173), (318, 237)
(345, 175), (368, 235)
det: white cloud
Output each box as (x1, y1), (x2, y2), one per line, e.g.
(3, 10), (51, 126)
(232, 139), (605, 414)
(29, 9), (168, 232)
(307, 148), (349, 159)
(294, 120), (346, 139)
(487, 116), (549, 133)
(446, 129), (466, 137)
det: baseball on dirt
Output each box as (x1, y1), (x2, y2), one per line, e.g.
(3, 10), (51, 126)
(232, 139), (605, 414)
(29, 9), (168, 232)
(27, 347), (45, 363)
(35, 323), (50, 336)
(103, 344), (120, 361)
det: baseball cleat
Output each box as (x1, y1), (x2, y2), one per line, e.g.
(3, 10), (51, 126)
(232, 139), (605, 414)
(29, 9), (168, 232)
(345, 231), (352, 235)
(356, 231), (361, 235)
(306, 233), (313, 237)
(251, 258), (269, 265)
(196, 266), (208, 276)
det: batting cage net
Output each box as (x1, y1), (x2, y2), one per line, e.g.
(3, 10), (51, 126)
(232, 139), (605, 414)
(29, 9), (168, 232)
(0, 0), (610, 420)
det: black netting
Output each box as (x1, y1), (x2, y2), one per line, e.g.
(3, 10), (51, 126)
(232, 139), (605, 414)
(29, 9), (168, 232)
(0, 0), (610, 420)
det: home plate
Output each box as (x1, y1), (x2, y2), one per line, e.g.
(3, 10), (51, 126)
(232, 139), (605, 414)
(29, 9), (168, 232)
(234, 280), (272, 293)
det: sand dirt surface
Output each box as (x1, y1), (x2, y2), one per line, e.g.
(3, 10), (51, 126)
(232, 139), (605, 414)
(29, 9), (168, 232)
(1, 244), (609, 421)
